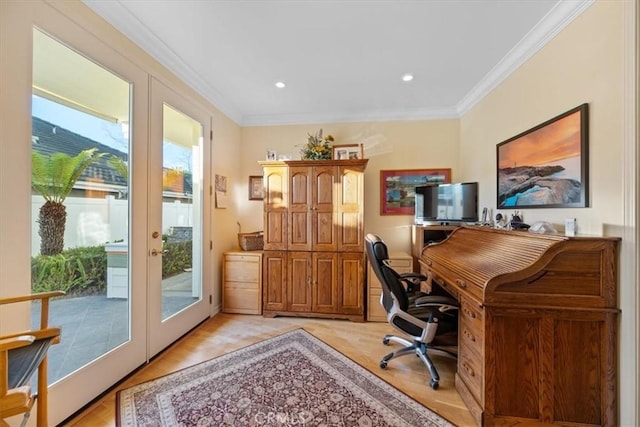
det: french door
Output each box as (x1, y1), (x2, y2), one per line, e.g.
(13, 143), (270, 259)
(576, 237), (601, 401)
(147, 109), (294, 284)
(23, 19), (211, 425)
(148, 78), (211, 356)
(31, 26), (150, 425)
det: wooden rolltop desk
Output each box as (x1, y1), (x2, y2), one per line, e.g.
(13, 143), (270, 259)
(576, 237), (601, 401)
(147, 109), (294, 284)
(419, 226), (620, 427)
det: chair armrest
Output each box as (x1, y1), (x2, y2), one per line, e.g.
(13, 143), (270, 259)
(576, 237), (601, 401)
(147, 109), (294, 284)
(400, 272), (427, 281)
(0, 291), (65, 330)
(1, 328), (61, 346)
(0, 291), (65, 306)
(414, 295), (459, 312)
(0, 335), (35, 352)
(398, 273), (427, 293)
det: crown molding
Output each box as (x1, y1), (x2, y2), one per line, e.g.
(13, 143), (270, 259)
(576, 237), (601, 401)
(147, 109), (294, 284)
(84, 0), (594, 127)
(240, 106), (459, 127)
(456, 0), (595, 116)
(82, 0), (243, 124)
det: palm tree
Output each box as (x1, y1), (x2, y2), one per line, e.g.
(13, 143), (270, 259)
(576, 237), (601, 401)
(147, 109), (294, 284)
(108, 155), (128, 180)
(32, 148), (106, 255)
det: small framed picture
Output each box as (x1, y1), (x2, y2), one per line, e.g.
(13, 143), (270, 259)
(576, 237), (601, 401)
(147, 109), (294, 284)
(266, 150), (277, 161)
(332, 144), (363, 160)
(248, 175), (264, 200)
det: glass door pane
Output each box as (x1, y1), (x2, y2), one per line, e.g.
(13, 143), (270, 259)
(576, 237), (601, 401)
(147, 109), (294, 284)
(148, 78), (210, 357)
(31, 28), (132, 383)
(161, 104), (203, 320)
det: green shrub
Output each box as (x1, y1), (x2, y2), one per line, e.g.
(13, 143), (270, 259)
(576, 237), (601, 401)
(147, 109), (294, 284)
(162, 240), (192, 278)
(31, 245), (107, 294)
(31, 240), (193, 295)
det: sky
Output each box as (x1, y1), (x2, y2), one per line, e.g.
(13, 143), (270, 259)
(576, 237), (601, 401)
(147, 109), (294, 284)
(497, 109), (583, 169)
(32, 95), (191, 170)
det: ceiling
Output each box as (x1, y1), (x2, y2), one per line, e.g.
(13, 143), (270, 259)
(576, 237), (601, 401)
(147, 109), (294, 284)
(83, 0), (592, 127)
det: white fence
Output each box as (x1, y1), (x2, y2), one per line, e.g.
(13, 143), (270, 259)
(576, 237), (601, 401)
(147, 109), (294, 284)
(31, 195), (193, 256)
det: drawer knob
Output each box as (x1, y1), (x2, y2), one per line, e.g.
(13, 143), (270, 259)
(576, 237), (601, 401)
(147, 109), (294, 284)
(463, 328), (476, 342)
(425, 259), (432, 266)
(463, 307), (477, 319)
(462, 362), (475, 377)
(456, 278), (467, 288)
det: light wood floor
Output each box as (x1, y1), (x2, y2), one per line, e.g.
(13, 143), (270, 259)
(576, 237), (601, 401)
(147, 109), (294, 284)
(66, 313), (476, 426)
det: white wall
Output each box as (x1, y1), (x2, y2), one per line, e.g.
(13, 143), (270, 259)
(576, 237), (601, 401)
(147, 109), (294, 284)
(30, 196), (194, 256)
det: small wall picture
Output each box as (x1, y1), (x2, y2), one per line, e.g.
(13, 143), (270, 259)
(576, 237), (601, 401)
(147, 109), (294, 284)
(249, 175), (264, 200)
(266, 150), (277, 161)
(332, 144), (363, 160)
(214, 174), (228, 209)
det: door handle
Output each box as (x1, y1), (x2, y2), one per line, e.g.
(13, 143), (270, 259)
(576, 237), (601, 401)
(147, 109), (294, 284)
(151, 248), (168, 256)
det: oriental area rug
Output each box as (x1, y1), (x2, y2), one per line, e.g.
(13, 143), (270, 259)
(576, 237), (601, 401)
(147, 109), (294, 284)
(116, 329), (452, 426)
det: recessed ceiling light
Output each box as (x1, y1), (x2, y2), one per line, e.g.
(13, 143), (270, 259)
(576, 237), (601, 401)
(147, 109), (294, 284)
(275, 81), (286, 88)
(402, 74), (414, 82)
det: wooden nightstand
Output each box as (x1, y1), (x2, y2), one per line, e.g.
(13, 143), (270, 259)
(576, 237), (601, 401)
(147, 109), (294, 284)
(367, 251), (412, 322)
(222, 250), (263, 314)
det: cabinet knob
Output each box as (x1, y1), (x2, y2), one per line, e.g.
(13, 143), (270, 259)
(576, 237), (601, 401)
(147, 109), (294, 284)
(462, 362), (475, 377)
(463, 328), (476, 342)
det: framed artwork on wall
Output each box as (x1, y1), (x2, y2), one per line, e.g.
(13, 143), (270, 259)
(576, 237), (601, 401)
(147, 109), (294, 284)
(497, 103), (589, 208)
(380, 168), (451, 215)
(248, 175), (264, 200)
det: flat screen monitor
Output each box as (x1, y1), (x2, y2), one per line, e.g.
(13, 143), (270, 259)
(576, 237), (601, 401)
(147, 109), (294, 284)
(415, 182), (479, 224)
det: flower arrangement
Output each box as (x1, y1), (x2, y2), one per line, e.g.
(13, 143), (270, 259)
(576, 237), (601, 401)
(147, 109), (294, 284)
(300, 129), (334, 160)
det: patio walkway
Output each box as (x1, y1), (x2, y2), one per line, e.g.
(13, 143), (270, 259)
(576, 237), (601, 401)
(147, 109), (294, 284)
(32, 271), (197, 384)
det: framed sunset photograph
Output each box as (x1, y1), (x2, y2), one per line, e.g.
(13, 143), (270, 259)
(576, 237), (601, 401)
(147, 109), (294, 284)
(497, 103), (589, 208)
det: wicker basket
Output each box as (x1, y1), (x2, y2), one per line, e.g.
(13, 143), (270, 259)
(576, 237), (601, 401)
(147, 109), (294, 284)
(238, 231), (264, 251)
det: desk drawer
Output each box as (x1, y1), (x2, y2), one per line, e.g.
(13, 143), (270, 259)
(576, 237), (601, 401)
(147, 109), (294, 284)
(223, 284), (261, 314)
(385, 258), (412, 270)
(458, 340), (483, 402)
(459, 297), (484, 354)
(422, 258), (483, 301)
(367, 288), (386, 322)
(420, 263), (459, 299)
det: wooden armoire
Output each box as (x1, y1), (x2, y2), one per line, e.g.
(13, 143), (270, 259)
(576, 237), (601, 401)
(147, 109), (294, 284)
(259, 159), (368, 321)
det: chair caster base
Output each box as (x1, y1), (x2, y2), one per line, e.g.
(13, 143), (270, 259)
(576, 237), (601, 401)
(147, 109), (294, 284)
(380, 352), (393, 369)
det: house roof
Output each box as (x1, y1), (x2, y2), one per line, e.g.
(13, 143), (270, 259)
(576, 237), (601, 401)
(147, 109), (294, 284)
(32, 116), (128, 188)
(31, 116), (192, 196)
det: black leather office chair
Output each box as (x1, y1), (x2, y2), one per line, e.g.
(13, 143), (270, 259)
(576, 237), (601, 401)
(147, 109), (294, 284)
(365, 234), (458, 389)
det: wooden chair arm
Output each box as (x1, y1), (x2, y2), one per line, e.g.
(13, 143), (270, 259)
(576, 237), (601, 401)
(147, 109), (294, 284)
(0, 335), (35, 352)
(0, 291), (65, 305)
(0, 291), (64, 330)
(1, 328), (61, 344)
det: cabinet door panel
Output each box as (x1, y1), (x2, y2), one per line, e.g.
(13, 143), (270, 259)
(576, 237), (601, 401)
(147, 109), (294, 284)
(313, 252), (338, 313)
(263, 166), (288, 250)
(263, 211), (287, 250)
(312, 166), (338, 251)
(339, 252), (364, 315)
(288, 252), (312, 312)
(290, 212), (310, 247)
(263, 252), (287, 311)
(288, 167), (311, 251)
(490, 313), (540, 420)
(337, 165), (364, 252)
(314, 211), (337, 249)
